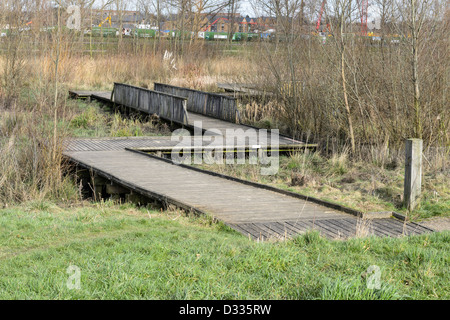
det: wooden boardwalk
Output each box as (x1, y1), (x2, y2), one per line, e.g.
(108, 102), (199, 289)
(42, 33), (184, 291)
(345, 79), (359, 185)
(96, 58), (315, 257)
(68, 89), (314, 149)
(65, 135), (304, 153)
(65, 89), (434, 241)
(217, 83), (268, 97)
(64, 140), (433, 241)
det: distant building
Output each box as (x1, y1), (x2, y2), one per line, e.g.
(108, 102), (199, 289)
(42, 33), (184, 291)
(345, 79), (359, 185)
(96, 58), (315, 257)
(86, 9), (277, 35)
(163, 12), (276, 34)
(91, 9), (146, 29)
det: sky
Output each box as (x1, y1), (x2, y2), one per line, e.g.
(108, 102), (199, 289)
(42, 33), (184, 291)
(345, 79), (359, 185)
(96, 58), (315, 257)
(239, 1), (256, 16)
(91, 1), (380, 22)
(92, 0), (256, 16)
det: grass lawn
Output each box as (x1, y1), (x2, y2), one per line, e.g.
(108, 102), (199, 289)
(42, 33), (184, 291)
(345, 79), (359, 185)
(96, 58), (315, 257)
(0, 200), (448, 300)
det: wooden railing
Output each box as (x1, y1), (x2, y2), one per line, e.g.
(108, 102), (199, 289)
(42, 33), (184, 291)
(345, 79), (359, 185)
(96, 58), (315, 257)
(113, 83), (189, 125)
(153, 83), (240, 123)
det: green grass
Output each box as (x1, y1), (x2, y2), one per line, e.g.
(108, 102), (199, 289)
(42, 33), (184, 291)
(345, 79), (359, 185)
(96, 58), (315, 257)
(0, 201), (448, 299)
(66, 100), (170, 138)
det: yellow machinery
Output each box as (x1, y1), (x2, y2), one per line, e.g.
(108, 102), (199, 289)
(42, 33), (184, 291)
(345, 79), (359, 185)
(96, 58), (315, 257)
(99, 16), (111, 27)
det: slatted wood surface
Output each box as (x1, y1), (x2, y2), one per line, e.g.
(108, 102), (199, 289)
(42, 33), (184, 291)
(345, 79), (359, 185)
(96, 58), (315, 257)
(64, 148), (434, 240)
(65, 149), (354, 225)
(228, 217), (432, 241)
(91, 92), (113, 102)
(68, 89), (313, 149)
(69, 90), (110, 99)
(64, 135), (308, 153)
(154, 83), (239, 123)
(65, 136), (176, 152)
(114, 83), (189, 125)
(217, 83), (268, 96)
(185, 112), (310, 147)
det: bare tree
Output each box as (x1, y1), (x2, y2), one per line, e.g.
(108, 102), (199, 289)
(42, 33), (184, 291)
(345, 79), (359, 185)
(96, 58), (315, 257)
(114, 0), (128, 50)
(328, 0), (357, 153)
(137, 0), (163, 50)
(394, 0), (433, 139)
(0, 1), (31, 108)
(227, 0), (240, 44)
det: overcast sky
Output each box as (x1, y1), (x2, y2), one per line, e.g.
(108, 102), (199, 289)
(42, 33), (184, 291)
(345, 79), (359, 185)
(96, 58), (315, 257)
(91, 0), (382, 23)
(92, 0), (256, 16)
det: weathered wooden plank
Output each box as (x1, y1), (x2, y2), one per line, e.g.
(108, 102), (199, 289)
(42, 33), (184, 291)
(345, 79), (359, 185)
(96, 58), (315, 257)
(369, 219), (408, 237)
(225, 223), (254, 239)
(154, 83), (238, 123)
(404, 139), (422, 211)
(285, 220), (317, 234)
(276, 221), (307, 236)
(114, 83), (188, 125)
(238, 223), (268, 240)
(314, 220), (349, 239)
(308, 220), (341, 239)
(250, 223), (282, 240)
(325, 219), (356, 237)
(65, 150), (353, 225)
(379, 218), (423, 236)
(261, 222), (292, 239)
(370, 219), (405, 236)
(63, 143), (435, 241)
(272, 222), (302, 237)
(336, 218), (365, 236)
(374, 219), (408, 235)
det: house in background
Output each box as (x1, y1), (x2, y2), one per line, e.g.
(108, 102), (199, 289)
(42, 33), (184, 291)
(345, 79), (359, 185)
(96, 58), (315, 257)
(163, 12), (276, 35)
(239, 16), (257, 32)
(88, 9), (278, 37)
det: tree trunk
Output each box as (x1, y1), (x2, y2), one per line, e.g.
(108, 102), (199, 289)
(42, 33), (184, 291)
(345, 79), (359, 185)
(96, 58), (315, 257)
(410, 0), (422, 139)
(340, 10), (355, 153)
(341, 47), (355, 153)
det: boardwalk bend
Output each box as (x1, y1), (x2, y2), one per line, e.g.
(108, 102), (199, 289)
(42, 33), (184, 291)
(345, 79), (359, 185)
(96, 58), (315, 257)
(65, 84), (434, 240)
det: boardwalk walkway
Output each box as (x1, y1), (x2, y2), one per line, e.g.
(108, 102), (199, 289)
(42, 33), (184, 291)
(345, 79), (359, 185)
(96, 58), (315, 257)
(65, 138), (433, 241)
(69, 89), (311, 148)
(65, 89), (434, 240)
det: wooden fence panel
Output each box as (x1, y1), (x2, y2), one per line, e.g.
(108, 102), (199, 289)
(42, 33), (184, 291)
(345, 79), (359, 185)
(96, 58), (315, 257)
(113, 83), (188, 125)
(154, 83), (239, 123)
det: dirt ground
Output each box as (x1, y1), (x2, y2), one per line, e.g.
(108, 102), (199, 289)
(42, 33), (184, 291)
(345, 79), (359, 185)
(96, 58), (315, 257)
(418, 217), (450, 232)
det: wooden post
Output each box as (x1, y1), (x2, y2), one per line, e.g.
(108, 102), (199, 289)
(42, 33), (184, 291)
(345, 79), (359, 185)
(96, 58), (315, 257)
(404, 139), (422, 211)
(93, 175), (107, 201)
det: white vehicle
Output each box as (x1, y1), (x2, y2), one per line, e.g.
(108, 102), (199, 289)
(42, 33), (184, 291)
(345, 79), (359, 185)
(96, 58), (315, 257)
(1, 25), (8, 37)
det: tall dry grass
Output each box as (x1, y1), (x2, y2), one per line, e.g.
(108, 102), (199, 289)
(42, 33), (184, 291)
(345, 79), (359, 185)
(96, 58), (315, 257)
(0, 110), (75, 205)
(0, 40), (257, 205)
(244, 17), (449, 154)
(1, 31), (448, 206)
(4, 50), (253, 93)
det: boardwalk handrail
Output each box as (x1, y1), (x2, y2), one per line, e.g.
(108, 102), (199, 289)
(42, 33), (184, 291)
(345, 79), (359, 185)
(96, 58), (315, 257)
(113, 82), (189, 125)
(154, 82), (239, 124)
